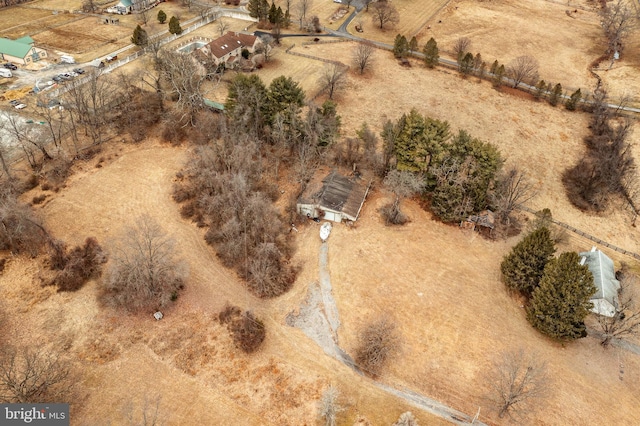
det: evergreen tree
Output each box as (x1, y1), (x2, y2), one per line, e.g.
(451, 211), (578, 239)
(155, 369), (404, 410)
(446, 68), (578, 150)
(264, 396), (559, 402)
(565, 88), (582, 111)
(549, 83), (562, 106)
(393, 34), (409, 58)
(225, 74), (269, 134)
(248, 0), (269, 20)
(527, 252), (596, 340)
(493, 64), (505, 87)
(459, 52), (474, 76)
(429, 130), (502, 222)
(422, 37), (439, 68)
(266, 75), (305, 124)
(131, 24), (148, 46)
(408, 36), (418, 56)
(534, 79), (546, 100)
(394, 109), (450, 173)
(157, 9), (167, 24)
(268, 2), (278, 24)
(489, 59), (499, 76)
(501, 227), (556, 297)
(168, 16), (182, 35)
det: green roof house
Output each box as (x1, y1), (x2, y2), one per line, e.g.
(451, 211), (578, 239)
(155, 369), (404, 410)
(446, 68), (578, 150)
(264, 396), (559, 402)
(579, 247), (620, 317)
(0, 36), (47, 65)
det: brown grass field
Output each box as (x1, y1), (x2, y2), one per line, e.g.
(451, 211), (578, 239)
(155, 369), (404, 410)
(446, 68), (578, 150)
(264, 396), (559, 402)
(0, 6), (78, 39)
(349, 0), (639, 105)
(1, 0), (640, 424)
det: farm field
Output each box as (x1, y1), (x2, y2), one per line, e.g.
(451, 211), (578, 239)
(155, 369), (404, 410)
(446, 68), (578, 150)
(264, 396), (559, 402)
(1, 0), (640, 424)
(349, 0), (449, 43)
(0, 140), (448, 425)
(0, 6), (78, 40)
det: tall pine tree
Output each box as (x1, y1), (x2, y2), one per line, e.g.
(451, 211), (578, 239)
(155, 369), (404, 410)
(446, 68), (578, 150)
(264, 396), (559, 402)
(423, 37), (439, 68)
(501, 227), (556, 297)
(527, 252), (596, 340)
(168, 16), (182, 35)
(131, 25), (148, 46)
(393, 34), (409, 58)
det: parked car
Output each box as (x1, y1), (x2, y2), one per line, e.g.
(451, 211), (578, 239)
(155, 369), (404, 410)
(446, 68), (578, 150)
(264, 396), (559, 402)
(0, 69), (12, 78)
(9, 100), (19, 106)
(105, 55), (117, 62)
(52, 75), (63, 82)
(59, 73), (72, 80)
(73, 68), (85, 74)
(14, 103), (27, 110)
(3, 63), (17, 70)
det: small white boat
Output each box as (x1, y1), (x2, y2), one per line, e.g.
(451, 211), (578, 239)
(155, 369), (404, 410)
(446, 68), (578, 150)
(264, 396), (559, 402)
(320, 222), (332, 242)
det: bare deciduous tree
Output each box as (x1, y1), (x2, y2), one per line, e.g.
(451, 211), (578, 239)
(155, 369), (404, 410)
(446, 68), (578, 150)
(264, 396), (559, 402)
(596, 265), (640, 347)
(381, 170), (424, 225)
(217, 18), (229, 36)
(123, 394), (165, 426)
(353, 42), (375, 75)
(452, 37), (471, 61)
(354, 317), (400, 377)
(492, 166), (537, 225)
(0, 346), (73, 403)
(318, 385), (343, 426)
(296, 0), (313, 29)
(599, 0), (636, 59)
(157, 50), (207, 126)
(370, 1), (399, 29)
(393, 412), (419, 426)
(507, 55), (539, 89)
(100, 215), (188, 313)
(0, 188), (49, 256)
(487, 349), (548, 419)
(320, 64), (346, 100)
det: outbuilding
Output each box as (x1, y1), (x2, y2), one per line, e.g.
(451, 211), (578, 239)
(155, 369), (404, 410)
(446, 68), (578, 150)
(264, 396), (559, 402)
(579, 247), (620, 317)
(297, 170), (370, 223)
(0, 36), (47, 65)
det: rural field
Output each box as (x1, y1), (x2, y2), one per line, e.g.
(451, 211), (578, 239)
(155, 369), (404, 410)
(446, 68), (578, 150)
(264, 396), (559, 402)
(1, 0), (640, 424)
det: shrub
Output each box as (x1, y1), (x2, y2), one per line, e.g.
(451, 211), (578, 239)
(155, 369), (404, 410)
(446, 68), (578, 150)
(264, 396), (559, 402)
(219, 305), (266, 353)
(354, 318), (400, 377)
(49, 237), (107, 292)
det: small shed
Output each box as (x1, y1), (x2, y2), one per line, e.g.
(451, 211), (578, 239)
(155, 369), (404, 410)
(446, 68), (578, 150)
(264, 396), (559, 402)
(579, 247), (620, 317)
(461, 210), (495, 234)
(297, 170), (370, 223)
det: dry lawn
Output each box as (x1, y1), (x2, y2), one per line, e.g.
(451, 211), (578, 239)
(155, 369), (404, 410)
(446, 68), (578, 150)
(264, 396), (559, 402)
(33, 16), (134, 54)
(0, 139), (447, 425)
(0, 7), (78, 39)
(349, 0), (448, 42)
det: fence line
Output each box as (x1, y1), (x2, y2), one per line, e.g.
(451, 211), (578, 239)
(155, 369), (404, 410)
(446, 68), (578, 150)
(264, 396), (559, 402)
(517, 205), (640, 260)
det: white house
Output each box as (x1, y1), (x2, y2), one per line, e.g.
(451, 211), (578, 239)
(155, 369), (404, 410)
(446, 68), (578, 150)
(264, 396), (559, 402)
(297, 170), (370, 223)
(579, 247), (620, 317)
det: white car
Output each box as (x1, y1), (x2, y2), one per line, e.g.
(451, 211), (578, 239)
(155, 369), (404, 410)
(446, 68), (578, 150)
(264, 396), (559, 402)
(14, 103), (26, 109)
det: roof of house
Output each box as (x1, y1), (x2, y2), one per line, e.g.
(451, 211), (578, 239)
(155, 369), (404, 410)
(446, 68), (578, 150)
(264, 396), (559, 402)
(117, 0), (133, 7)
(299, 170), (369, 220)
(202, 32), (258, 59)
(579, 247), (620, 306)
(0, 37), (34, 58)
(15, 36), (34, 45)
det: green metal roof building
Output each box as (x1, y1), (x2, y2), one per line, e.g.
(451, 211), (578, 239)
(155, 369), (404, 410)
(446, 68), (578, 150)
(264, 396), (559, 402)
(0, 36), (47, 65)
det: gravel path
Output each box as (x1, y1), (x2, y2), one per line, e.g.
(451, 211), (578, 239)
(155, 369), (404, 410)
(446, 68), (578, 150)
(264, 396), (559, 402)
(287, 232), (486, 425)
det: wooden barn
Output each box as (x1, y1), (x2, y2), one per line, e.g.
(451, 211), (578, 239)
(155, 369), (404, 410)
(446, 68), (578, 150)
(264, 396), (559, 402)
(297, 170), (370, 223)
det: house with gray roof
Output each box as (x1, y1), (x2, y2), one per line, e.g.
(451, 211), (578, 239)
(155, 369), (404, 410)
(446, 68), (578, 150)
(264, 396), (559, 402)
(297, 170), (370, 223)
(579, 247), (620, 317)
(0, 36), (47, 65)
